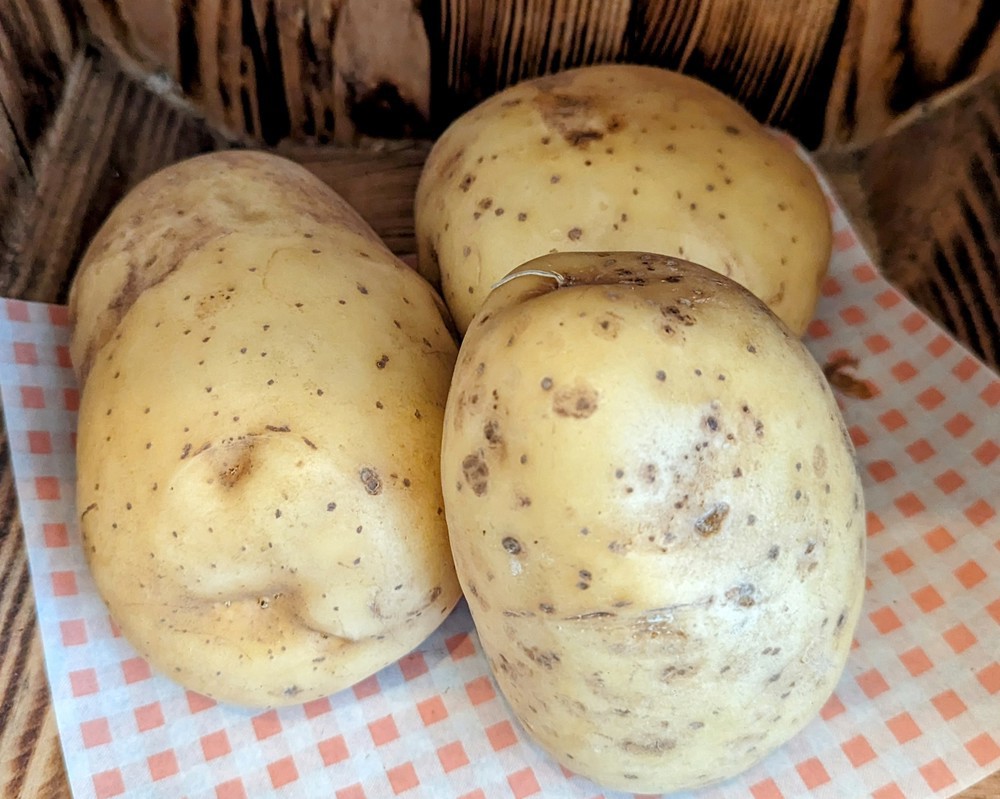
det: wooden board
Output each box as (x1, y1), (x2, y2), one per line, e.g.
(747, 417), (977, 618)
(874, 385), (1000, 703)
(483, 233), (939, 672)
(69, 0), (1000, 148)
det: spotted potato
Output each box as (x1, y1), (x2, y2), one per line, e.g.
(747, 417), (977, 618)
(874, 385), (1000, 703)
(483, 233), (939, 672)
(441, 251), (865, 793)
(416, 64), (831, 336)
(71, 151), (461, 707)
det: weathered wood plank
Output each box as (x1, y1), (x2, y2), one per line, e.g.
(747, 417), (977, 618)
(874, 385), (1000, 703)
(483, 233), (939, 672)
(0, 0), (81, 162)
(78, 0), (431, 145)
(858, 69), (1000, 368)
(0, 47), (225, 304)
(66, 0), (1000, 149)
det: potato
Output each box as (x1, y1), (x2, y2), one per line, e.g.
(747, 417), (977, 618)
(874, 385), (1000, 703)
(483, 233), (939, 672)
(441, 251), (865, 793)
(71, 151), (461, 707)
(415, 64), (831, 336)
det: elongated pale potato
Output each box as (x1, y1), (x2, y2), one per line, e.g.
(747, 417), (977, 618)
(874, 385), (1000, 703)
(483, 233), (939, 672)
(72, 152), (461, 706)
(441, 251), (865, 793)
(416, 64), (831, 335)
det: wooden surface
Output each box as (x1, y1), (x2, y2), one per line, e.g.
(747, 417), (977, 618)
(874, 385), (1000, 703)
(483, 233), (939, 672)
(66, 0), (999, 148)
(0, 43), (999, 799)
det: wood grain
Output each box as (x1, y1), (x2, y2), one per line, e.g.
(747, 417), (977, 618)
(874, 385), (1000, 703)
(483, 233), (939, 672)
(78, 0), (432, 145)
(0, 43), (997, 799)
(427, 0), (1000, 148)
(63, 0), (1000, 149)
(859, 69), (1000, 369)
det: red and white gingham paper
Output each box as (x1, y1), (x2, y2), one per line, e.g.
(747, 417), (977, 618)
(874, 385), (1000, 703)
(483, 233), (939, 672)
(0, 159), (998, 799)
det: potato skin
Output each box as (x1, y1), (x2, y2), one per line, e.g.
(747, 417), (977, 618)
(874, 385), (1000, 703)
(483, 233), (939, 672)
(69, 150), (383, 383)
(442, 252), (864, 793)
(416, 64), (831, 336)
(74, 153), (461, 706)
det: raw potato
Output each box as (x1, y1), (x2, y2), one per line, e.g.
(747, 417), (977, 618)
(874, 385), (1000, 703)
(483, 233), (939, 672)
(442, 252), (865, 793)
(416, 64), (831, 336)
(71, 151), (461, 707)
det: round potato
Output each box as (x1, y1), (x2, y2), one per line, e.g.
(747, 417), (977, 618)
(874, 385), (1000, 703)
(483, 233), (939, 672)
(442, 251), (864, 793)
(416, 64), (831, 335)
(72, 152), (461, 706)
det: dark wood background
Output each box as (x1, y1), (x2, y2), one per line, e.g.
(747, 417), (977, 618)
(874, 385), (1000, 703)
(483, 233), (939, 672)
(0, 1), (997, 796)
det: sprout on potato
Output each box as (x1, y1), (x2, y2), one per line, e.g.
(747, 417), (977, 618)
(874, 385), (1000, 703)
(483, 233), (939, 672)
(441, 251), (865, 794)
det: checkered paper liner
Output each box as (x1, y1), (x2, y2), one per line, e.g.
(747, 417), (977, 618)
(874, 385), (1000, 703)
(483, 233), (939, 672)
(1, 163), (998, 799)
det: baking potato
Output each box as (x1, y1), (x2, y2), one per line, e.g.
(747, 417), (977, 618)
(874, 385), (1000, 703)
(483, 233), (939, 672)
(71, 151), (461, 706)
(441, 251), (865, 793)
(416, 64), (831, 336)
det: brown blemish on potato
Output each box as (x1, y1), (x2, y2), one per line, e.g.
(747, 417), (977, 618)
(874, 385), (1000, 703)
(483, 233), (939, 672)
(567, 227), (583, 241)
(766, 281), (787, 306)
(553, 384), (598, 418)
(217, 440), (255, 488)
(813, 444), (828, 476)
(502, 536), (522, 555)
(359, 467), (381, 495)
(458, 173), (475, 192)
(483, 419), (501, 445)
(621, 738), (676, 755)
(694, 502), (729, 537)
(436, 146), (465, 181)
(519, 644), (561, 669)
(725, 583), (757, 607)
(462, 451), (490, 495)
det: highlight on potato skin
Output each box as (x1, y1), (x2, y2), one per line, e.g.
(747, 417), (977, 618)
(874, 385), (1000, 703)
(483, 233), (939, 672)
(71, 151), (462, 707)
(415, 63), (832, 337)
(441, 251), (865, 794)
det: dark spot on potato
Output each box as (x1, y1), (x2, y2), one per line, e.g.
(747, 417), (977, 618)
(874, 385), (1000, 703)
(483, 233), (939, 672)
(622, 738), (676, 755)
(360, 467), (382, 495)
(768, 545), (780, 560)
(484, 420), (501, 444)
(517, 212), (527, 221)
(500, 535), (522, 555)
(462, 452), (490, 496)
(553, 384), (598, 418)
(327, 502), (337, 511)
(813, 445), (828, 477)
(725, 583), (757, 607)
(705, 416), (719, 432)
(694, 502), (730, 537)
(725, 125), (742, 135)
(478, 197), (493, 211)
(375, 354), (389, 369)
(656, 370), (666, 381)
(567, 227), (583, 241)
(539, 603), (555, 614)
(459, 173), (475, 192)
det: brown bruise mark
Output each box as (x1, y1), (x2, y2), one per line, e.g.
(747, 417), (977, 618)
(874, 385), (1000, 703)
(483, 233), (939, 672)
(694, 502), (730, 537)
(462, 451), (489, 496)
(552, 384), (598, 419)
(359, 467), (382, 495)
